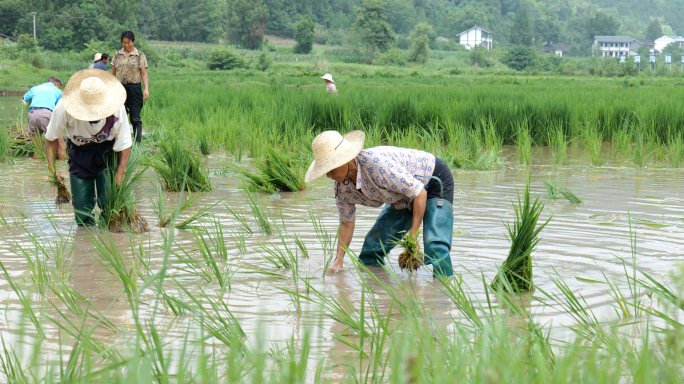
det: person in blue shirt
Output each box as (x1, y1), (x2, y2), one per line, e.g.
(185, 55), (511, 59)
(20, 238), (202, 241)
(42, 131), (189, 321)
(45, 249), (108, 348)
(24, 76), (66, 159)
(93, 53), (109, 71)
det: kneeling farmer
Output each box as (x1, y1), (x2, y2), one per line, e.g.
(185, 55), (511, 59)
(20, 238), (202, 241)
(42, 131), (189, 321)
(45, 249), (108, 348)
(45, 69), (132, 226)
(306, 130), (455, 278)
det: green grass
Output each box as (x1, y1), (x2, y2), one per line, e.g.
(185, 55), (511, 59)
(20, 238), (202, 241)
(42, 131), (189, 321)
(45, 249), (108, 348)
(149, 132), (212, 192)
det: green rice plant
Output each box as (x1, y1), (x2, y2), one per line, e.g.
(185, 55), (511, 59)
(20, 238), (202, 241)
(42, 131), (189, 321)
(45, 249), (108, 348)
(543, 177), (560, 199)
(515, 124), (532, 165)
(150, 133), (212, 192)
(294, 234), (309, 259)
(548, 124), (569, 165)
(226, 206), (252, 234)
(491, 181), (550, 292)
(667, 132), (684, 168)
(233, 147), (307, 193)
(633, 129), (646, 167)
(654, 137), (666, 162)
(102, 146), (149, 233)
(580, 121), (603, 167)
(394, 230), (423, 272)
(247, 190), (273, 234)
(0, 128), (10, 162)
(230, 231), (247, 253)
(613, 122), (634, 159)
(47, 162), (70, 205)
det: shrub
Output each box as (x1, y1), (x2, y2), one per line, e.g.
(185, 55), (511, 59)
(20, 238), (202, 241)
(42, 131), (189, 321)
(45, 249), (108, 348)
(504, 45), (538, 71)
(294, 15), (315, 54)
(470, 46), (494, 68)
(256, 51), (273, 71)
(207, 47), (247, 70)
(376, 49), (407, 67)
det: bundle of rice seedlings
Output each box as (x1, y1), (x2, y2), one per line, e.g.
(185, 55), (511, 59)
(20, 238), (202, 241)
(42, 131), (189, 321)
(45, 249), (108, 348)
(103, 147), (149, 233)
(491, 182), (550, 292)
(395, 230), (424, 273)
(48, 165), (70, 205)
(233, 147), (307, 193)
(150, 134), (212, 192)
(542, 179), (582, 203)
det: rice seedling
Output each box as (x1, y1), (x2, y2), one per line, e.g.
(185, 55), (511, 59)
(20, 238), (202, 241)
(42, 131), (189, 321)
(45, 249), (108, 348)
(0, 128), (10, 162)
(491, 181), (550, 292)
(516, 124), (532, 165)
(667, 132), (683, 168)
(47, 164), (70, 205)
(232, 147), (307, 193)
(633, 129), (646, 167)
(102, 146), (149, 233)
(294, 234), (309, 258)
(580, 121), (603, 167)
(150, 133), (212, 192)
(613, 120), (634, 159)
(393, 230), (423, 272)
(230, 231), (247, 253)
(226, 205), (252, 234)
(246, 190), (273, 234)
(543, 177), (560, 199)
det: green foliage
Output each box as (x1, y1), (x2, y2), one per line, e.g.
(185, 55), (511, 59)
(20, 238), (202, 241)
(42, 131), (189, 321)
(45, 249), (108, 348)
(662, 42), (684, 58)
(150, 133), (212, 192)
(256, 51), (273, 71)
(470, 46), (494, 67)
(510, 4), (532, 46)
(504, 45), (538, 71)
(587, 11), (619, 40)
(228, 0), (270, 50)
(233, 147), (307, 193)
(407, 23), (433, 63)
(353, 0), (396, 64)
(645, 19), (663, 41)
(207, 47), (247, 70)
(376, 48), (407, 66)
(447, 2), (493, 37)
(294, 15), (315, 54)
(637, 45), (651, 58)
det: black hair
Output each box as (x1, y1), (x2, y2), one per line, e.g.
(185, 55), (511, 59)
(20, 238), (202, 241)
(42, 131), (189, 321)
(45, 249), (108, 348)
(48, 77), (62, 87)
(101, 53), (110, 60)
(120, 30), (135, 43)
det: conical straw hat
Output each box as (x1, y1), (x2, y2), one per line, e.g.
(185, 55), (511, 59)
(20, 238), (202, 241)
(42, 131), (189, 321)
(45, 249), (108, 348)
(305, 130), (365, 183)
(62, 69), (126, 121)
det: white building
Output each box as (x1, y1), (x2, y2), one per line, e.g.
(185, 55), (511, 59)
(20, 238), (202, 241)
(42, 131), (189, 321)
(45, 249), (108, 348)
(544, 43), (570, 57)
(592, 36), (654, 57)
(654, 35), (684, 53)
(458, 26), (493, 50)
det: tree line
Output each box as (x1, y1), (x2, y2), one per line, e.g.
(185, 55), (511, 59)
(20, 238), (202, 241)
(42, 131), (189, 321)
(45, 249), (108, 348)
(1, 0), (683, 55)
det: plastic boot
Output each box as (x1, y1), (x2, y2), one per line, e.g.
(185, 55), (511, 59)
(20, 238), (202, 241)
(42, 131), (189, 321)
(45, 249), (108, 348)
(423, 198), (454, 278)
(95, 168), (110, 225)
(70, 173), (96, 226)
(133, 122), (142, 143)
(359, 204), (413, 266)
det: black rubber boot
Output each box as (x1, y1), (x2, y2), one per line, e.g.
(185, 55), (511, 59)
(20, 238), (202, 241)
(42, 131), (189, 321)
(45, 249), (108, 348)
(132, 122), (142, 143)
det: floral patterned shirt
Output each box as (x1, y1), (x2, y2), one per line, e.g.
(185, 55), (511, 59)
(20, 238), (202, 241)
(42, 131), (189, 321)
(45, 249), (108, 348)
(334, 146), (436, 223)
(111, 48), (148, 84)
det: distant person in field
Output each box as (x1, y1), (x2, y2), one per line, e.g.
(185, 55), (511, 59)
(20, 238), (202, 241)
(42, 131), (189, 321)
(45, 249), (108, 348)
(306, 130), (455, 278)
(92, 53), (109, 71)
(23, 76), (65, 159)
(88, 53), (102, 69)
(321, 73), (338, 94)
(111, 30), (149, 143)
(45, 69), (132, 227)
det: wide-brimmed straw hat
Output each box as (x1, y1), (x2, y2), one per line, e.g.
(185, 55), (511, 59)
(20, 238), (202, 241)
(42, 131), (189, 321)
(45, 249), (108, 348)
(63, 69), (126, 121)
(305, 130), (365, 183)
(320, 73), (335, 83)
(93, 53), (102, 62)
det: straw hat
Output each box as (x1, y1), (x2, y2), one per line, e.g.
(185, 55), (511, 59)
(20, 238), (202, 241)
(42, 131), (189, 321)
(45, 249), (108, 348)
(93, 53), (102, 62)
(63, 69), (126, 121)
(320, 73), (335, 83)
(305, 130), (365, 183)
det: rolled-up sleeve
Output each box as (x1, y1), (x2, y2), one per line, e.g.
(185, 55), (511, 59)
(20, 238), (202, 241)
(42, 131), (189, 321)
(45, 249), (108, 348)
(45, 101), (67, 141)
(111, 105), (132, 152)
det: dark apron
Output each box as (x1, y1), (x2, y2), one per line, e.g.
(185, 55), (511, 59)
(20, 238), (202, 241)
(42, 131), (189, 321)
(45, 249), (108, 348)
(67, 116), (118, 179)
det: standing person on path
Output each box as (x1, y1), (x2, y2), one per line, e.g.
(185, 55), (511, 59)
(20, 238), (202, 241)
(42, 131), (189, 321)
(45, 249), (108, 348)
(306, 130), (455, 278)
(23, 76), (66, 159)
(45, 69), (132, 226)
(111, 30), (149, 143)
(321, 73), (338, 94)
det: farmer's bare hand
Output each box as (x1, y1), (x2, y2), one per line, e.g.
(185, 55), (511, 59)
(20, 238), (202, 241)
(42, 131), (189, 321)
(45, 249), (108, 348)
(143, 90), (150, 101)
(328, 257), (344, 273)
(115, 169), (124, 186)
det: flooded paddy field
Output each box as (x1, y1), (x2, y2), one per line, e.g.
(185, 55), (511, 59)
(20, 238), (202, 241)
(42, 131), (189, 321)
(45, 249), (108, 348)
(0, 145), (683, 382)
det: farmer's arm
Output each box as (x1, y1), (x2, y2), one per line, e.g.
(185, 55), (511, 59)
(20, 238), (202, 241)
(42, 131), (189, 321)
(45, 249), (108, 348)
(115, 148), (130, 186)
(411, 189), (427, 243)
(330, 222), (354, 271)
(44, 102), (67, 178)
(111, 66), (116, 76)
(140, 67), (149, 100)
(45, 139), (59, 177)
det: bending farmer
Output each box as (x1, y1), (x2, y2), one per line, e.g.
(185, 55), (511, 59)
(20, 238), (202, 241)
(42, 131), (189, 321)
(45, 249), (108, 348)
(305, 130), (455, 278)
(45, 69), (132, 226)
(23, 76), (65, 159)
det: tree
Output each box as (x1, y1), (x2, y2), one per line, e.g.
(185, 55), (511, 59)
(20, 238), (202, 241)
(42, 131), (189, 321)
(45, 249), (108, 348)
(504, 45), (538, 71)
(586, 11), (619, 41)
(228, 0), (270, 50)
(645, 19), (662, 41)
(294, 15), (315, 54)
(353, 0), (396, 65)
(662, 42), (683, 58)
(408, 22), (432, 63)
(447, 2), (492, 37)
(509, 3), (532, 46)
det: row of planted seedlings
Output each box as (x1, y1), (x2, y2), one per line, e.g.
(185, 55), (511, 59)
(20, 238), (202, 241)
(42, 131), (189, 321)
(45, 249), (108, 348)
(4, 150), (684, 382)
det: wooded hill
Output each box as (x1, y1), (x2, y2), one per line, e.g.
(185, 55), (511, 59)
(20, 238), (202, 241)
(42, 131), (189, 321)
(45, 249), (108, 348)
(1, 0), (683, 55)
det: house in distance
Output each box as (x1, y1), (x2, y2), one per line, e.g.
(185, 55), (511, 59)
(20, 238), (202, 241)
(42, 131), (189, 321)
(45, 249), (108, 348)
(458, 26), (493, 50)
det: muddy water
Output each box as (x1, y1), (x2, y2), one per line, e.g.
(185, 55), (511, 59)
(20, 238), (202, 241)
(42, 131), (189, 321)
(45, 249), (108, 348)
(0, 146), (682, 374)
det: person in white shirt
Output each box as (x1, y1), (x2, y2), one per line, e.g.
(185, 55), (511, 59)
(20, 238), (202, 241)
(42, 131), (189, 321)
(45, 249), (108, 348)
(45, 69), (132, 226)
